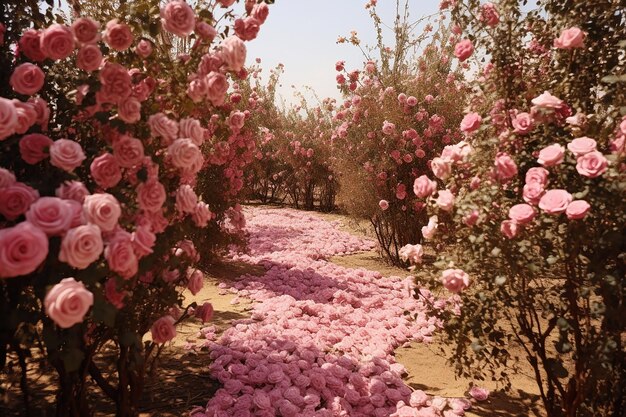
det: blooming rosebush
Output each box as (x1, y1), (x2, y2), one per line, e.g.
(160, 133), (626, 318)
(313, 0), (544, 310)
(0, 0), (272, 415)
(405, 1), (625, 416)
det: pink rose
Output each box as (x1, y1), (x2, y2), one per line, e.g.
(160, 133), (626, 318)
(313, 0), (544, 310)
(195, 302), (214, 323)
(148, 112), (179, 144)
(0, 23), (4, 45)
(97, 62), (132, 104)
(525, 167), (549, 186)
(105, 231), (138, 279)
(176, 184), (198, 214)
(566, 200), (590, 220)
(378, 200), (389, 211)
(131, 224), (155, 258)
(71, 17), (100, 44)
(90, 153), (122, 189)
(454, 39), (474, 61)
(252, 3), (270, 24)
(76, 44), (103, 72)
(508, 203), (536, 225)
(531, 91), (564, 110)
(396, 183), (407, 200)
(0, 168), (16, 188)
(28, 97), (50, 130)
(538, 189), (573, 214)
(196, 22), (217, 40)
(59, 224), (104, 269)
(469, 386), (490, 401)
(83, 193), (121, 232)
(220, 36), (247, 72)
(0, 182), (39, 220)
(494, 152), (518, 181)
(422, 216), (438, 240)
(382, 120), (396, 135)
(66, 200), (84, 228)
(575, 151), (608, 178)
(0, 222), (48, 278)
(137, 180), (167, 212)
(19, 133), (53, 164)
(10, 63), (45, 96)
(441, 269), (470, 293)
(460, 112), (481, 133)
(40, 24), (74, 60)
(431, 157), (451, 180)
(413, 175), (437, 198)
(0, 98), (18, 140)
(228, 110), (246, 132)
(56, 180), (89, 203)
(18, 29), (45, 62)
(567, 137), (597, 156)
(103, 19), (133, 51)
(13, 101), (37, 134)
(49, 139), (86, 172)
(161, 0), (196, 37)
(26, 197), (73, 236)
(500, 219), (520, 239)
(554, 27), (585, 49)
(151, 315), (177, 344)
(167, 138), (204, 174)
(399, 244), (423, 264)
(234, 17), (260, 41)
(480, 3), (499, 27)
(512, 112), (534, 134)
(206, 71), (229, 106)
(537, 144), (565, 167)
(192, 202), (212, 227)
(113, 135), (144, 168)
(44, 278), (93, 328)
(104, 278), (126, 309)
(135, 39), (153, 58)
(179, 118), (205, 146)
(187, 269), (204, 295)
(435, 189), (455, 212)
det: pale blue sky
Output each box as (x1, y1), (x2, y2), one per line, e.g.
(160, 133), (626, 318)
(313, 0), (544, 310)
(247, 0), (443, 106)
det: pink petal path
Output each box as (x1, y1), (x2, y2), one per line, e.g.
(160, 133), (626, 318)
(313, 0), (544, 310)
(194, 206), (470, 417)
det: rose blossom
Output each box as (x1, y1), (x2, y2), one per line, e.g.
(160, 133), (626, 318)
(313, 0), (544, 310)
(537, 144), (565, 167)
(435, 189), (455, 212)
(234, 17), (260, 41)
(13, 101), (37, 134)
(59, 224), (104, 269)
(228, 110), (246, 132)
(131, 224), (155, 258)
(113, 135), (144, 168)
(554, 27), (585, 49)
(413, 175), (437, 198)
(71, 17), (100, 44)
(151, 315), (177, 344)
(480, 3), (499, 27)
(508, 204), (536, 225)
(18, 29), (46, 62)
(0, 168), (16, 188)
(44, 278), (93, 328)
(10, 63), (45, 95)
(0, 98), (18, 140)
(566, 200), (591, 220)
(83, 193), (121, 232)
(26, 197), (73, 236)
(192, 202), (212, 227)
(76, 44), (103, 72)
(19, 133), (53, 164)
(161, 0), (196, 37)
(494, 152), (518, 181)
(0, 221), (48, 278)
(220, 36), (247, 72)
(195, 302), (214, 323)
(28, 97), (50, 130)
(179, 118), (205, 146)
(40, 24), (74, 60)
(148, 112), (179, 144)
(512, 112), (534, 134)
(49, 139), (86, 172)
(469, 386), (490, 401)
(567, 137), (597, 156)
(167, 138), (204, 174)
(454, 39), (474, 61)
(65, 200), (84, 228)
(378, 200), (390, 211)
(137, 180), (167, 212)
(575, 151), (608, 178)
(538, 189), (573, 214)
(56, 180), (89, 202)
(0, 182), (39, 220)
(252, 3), (270, 24)
(103, 19), (133, 51)
(422, 215), (438, 239)
(441, 269), (470, 293)
(206, 71), (229, 106)
(105, 231), (138, 279)
(0, 23), (4, 45)
(399, 244), (423, 264)
(501, 219), (520, 239)
(531, 91), (564, 110)
(135, 39), (153, 58)
(196, 22), (217, 41)
(187, 269), (204, 295)
(176, 184), (198, 214)
(525, 167), (549, 186)
(431, 157), (451, 180)
(90, 153), (122, 189)
(460, 112), (481, 133)
(97, 62), (132, 104)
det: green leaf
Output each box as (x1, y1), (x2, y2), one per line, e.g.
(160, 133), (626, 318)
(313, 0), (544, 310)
(62, 348), (85, 373)
(91, 299), (118, 328)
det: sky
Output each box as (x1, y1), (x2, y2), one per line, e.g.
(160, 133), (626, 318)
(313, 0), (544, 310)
(246, 0), (443, 106)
